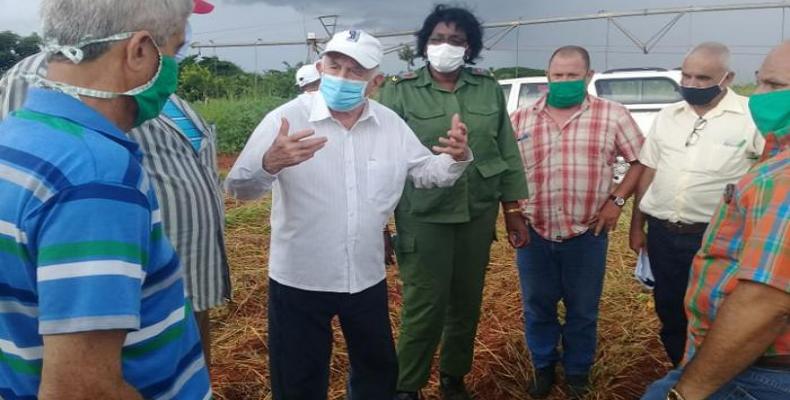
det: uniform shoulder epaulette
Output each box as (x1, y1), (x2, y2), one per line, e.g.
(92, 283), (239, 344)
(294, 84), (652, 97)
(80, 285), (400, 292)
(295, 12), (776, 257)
(468, 67), (495, 78)
(391, 71), (418, 84)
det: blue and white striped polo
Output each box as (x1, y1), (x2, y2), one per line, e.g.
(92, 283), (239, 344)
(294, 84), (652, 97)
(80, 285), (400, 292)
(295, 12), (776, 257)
(0, 89), (211, 399)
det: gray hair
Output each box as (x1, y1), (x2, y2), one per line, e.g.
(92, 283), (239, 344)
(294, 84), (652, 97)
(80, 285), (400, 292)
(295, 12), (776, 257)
(41, 0), (192, 62)
(687, 41), (732, 72)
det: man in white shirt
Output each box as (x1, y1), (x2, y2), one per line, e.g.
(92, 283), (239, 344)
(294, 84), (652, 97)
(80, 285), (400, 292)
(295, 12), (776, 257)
(629, 42), (764, 367)
(225, 30), (471, 400)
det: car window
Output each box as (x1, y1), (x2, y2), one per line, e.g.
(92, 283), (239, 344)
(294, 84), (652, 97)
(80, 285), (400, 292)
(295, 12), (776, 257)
(594, 77), (681, 105)
(518, 82), (549, 108)
(500, 84), (512, 104)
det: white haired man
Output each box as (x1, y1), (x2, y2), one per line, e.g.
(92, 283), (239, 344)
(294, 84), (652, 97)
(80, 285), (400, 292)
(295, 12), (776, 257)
(0, 0), (211, 398)
(629, 42), (764, 367)
(226, 29), (472, 399)
(0, 0), (230, 369)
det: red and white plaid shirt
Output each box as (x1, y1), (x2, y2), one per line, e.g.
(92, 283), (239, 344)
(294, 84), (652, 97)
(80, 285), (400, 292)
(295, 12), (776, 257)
(510, 95), (644, 242)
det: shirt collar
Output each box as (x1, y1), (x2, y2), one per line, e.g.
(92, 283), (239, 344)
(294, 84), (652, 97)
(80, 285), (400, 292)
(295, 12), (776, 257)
(676, 88), (746, 118)
(22, 88), (140, 153)
(308, 92), (380, 127)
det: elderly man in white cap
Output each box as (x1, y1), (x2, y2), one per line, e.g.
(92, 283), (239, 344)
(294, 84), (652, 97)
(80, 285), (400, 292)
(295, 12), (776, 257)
(226, 29), (473, 399)
(295, 63), (321, 93)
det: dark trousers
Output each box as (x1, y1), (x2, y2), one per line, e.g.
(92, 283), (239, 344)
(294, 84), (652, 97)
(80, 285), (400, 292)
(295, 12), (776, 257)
(516, 228), (609, 375)
(268, 278), (398, 400)
(646, 217), (706, 366)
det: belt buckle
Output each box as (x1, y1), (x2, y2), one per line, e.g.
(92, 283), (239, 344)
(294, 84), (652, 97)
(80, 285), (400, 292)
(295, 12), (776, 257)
(669, 221), (685, 231)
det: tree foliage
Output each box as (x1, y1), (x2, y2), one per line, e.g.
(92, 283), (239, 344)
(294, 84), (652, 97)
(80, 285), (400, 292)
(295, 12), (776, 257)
(0, 31), (42, 74)
(176, 56), (300, 102)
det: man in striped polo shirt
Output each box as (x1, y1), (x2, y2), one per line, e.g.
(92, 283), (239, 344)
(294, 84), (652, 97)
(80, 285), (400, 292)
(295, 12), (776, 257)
(0, 0), (230, 368)
(0, 0), (211, 398)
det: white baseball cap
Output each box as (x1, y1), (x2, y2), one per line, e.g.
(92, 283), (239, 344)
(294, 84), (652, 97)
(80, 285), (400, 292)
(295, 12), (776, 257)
(321, 30), (383, 69)
(295, 63), (321, 87)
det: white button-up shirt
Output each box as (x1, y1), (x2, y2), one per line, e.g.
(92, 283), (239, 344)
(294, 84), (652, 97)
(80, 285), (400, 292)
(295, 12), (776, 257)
(639, 89), (764, 224)
(225, 93), (470, 293)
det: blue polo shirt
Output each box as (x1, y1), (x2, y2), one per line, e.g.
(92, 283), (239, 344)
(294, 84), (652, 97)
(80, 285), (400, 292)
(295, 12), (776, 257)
(0, 89), (211, 399)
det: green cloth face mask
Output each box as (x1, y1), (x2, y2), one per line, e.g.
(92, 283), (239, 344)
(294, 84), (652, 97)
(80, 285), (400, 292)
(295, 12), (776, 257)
(547, 79), (587, 108)
(749, 89), (790, 138)
(32, 32), (179, 128)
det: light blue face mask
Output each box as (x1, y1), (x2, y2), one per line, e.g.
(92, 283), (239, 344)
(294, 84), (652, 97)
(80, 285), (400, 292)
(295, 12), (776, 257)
(319, 73), (368, 112)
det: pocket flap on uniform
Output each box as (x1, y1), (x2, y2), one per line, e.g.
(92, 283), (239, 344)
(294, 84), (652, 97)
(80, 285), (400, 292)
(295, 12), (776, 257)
(466, 104), (499, 116)
(410, 108), (446, 119)
(475, 157), (509, 178)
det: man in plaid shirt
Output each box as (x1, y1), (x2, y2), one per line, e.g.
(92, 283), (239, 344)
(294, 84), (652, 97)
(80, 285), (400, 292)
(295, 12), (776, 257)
(510, 45), (645, 398)
(642, 41), (790, 400)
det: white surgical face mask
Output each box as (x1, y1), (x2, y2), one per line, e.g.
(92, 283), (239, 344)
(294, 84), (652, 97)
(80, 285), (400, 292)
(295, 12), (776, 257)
(175, 22), (192, 63)
(427, 43), (466, 73)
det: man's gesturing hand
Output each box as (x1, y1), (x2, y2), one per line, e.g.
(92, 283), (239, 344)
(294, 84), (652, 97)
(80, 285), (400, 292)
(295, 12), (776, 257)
(262, 118), (328, 174)
(432, 114), (470, 162)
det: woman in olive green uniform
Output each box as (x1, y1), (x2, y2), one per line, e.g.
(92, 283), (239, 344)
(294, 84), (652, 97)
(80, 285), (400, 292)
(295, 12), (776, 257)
(379, 5), (529, 400)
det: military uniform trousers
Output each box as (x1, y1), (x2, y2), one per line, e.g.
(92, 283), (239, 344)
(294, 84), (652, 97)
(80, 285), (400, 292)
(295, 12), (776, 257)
(394, 205), (499, 391)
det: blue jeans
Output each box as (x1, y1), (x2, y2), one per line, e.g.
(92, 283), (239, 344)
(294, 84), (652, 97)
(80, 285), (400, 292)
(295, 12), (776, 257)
(642, 367), (790, 399)
(516, 228), (608, 375)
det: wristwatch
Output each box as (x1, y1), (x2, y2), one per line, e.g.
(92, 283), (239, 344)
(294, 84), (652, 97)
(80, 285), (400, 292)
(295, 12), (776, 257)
(667, 387), (686, 400)
(609, 194), (626, 207)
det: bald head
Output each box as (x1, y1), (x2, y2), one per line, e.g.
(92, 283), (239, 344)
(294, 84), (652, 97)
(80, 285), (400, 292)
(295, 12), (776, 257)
(687, 42), (731, 71)
(755, 41), (790, 94)
(681, 42), (734, 90)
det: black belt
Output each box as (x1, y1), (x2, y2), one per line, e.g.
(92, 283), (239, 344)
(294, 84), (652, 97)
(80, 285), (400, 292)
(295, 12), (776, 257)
(648, 216), (708, 235)
(754, 355), (790, 371)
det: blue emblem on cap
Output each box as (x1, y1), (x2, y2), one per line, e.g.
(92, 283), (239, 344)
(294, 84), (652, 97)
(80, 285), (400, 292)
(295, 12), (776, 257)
(347, 30), (361, 42)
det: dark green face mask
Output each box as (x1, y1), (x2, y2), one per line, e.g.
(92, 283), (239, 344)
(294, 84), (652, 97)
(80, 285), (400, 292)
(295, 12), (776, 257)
(547, 79), (587, 108)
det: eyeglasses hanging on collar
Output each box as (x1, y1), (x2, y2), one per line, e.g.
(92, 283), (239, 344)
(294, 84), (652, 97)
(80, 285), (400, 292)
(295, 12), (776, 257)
(685, 117), (708, 147)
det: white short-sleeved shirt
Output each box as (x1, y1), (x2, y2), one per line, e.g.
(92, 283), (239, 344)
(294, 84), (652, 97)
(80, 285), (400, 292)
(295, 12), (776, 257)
(639, 89), (764, 224)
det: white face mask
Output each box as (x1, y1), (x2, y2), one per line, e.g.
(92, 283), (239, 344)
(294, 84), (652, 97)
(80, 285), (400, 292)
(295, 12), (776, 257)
(427, 43), (466, 73)
(175, 21), (192, 63)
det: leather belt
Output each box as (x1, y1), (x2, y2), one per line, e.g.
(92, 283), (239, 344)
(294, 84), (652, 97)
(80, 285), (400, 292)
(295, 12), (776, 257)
(648, 216), (708, 235)
(754, 355), (790, 371)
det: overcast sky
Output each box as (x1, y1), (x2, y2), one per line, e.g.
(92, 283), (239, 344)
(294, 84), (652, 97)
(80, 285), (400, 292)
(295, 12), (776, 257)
(1, 0), (788, 82)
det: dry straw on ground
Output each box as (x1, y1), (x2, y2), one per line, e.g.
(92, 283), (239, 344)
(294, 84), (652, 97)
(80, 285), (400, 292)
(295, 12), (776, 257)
(210, 192), (671, 400)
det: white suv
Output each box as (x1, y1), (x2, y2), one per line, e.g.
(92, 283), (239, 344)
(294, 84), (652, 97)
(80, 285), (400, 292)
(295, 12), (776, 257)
(500, 68), (683, 181)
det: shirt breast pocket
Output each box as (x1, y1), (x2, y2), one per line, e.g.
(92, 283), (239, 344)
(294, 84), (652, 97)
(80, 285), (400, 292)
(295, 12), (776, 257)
(701, 143), (747, 174)
(466, 104), (500, 137)
(367, 160), (402, 205)
(406, 108), (447, 147)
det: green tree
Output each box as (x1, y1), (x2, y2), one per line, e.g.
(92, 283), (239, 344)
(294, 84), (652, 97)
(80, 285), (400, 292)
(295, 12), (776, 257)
(0, 31), (42, 74)
(198, 56), (244, 77)
(398, 45), (416, 71)
(492, 66), (546, 80)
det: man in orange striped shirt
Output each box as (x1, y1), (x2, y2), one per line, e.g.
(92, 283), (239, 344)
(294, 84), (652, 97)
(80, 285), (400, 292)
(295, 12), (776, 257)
(642, 41), (790, 400)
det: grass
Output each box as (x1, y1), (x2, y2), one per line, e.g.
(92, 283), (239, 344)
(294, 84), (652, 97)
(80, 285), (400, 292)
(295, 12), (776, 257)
(209, 187), (671, 400)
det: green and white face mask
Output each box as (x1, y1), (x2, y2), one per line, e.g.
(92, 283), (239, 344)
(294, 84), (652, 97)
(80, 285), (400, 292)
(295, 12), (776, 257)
(30, 32), (179, 128)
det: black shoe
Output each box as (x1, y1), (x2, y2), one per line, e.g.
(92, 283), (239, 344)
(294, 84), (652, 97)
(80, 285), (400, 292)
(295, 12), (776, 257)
(527, 366), (555, 399)
(393, 391), (420, 400)
(566, 374), (590, 399)
(439, 373), (472, 400)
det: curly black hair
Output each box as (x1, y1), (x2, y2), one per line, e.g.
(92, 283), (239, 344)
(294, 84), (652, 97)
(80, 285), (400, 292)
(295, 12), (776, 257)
(415, 4), (483, 64)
